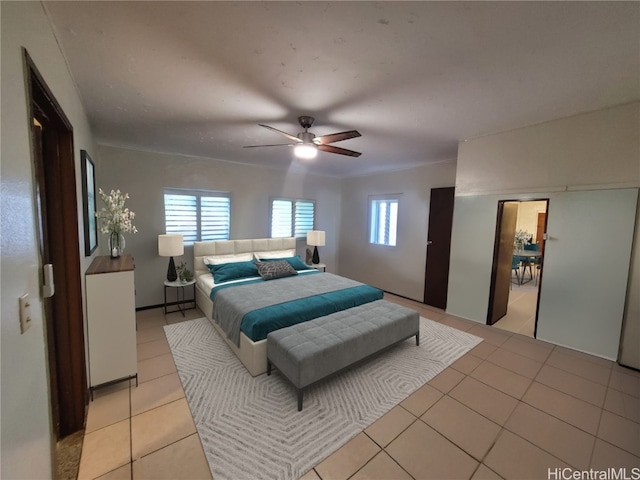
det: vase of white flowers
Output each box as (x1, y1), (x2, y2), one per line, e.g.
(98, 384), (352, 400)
(95, 188), (138, 258)
(108, 231), (126, 258)
(514, 229), (530, 252)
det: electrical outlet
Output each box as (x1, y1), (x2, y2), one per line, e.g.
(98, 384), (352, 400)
(19, 294), (32, 334)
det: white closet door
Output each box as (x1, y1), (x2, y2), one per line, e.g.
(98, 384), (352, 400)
(619, 196), (640, 369)
(537, 188), (638, 360)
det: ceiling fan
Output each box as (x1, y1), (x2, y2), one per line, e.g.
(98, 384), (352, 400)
(244, 116), (361, 159)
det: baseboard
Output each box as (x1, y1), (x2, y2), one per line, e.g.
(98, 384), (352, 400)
(135, 299), (195, 312)
(382, 289), (425, 304)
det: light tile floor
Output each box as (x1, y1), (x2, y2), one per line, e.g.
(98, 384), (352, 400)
(78, 294), (640, 479)
(493, 270), (540, 337)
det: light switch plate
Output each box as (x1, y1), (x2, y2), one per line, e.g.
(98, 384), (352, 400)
(19, 294), (31, 334)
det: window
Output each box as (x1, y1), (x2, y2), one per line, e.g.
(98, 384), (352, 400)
(164, 189), (230, 245)
(369, 196), (399, 246)
(270, 198), (315, 238)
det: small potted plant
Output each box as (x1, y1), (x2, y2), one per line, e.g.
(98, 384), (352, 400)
(176, 262), (193, 283)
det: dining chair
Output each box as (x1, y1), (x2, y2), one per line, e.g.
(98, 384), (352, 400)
(511, 255), (522, 288)
(523, 243), (540, 284)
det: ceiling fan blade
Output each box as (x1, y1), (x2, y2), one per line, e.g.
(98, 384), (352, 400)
(318, 144), (362, 157)
(258, 124), (301, 143)
(243, 143), (294, 148)
(315, 130), (361, 145)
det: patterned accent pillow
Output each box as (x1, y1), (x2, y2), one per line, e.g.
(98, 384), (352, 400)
(260, 255), (309, 271)
(255, 260), (298, 280)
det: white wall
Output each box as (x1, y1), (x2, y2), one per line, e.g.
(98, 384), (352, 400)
(447, 195), (499, 321)
(448, 103), (640, 359)
(516, 201), (547, 243)
(1, 2), (97, 478)
(447, 189), (637, 359)
(536, 189), (637, 359)
(96, 145), (342, 308)
(456, 102), (640, 195)
(338, 161), (457, 301)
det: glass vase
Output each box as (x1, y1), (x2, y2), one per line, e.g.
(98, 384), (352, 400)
(108, 231), (125, 258)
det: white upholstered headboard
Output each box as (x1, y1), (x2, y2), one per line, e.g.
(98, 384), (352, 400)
(193, 237), (297, 279)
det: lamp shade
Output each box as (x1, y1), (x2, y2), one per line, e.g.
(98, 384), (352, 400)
(307, 230), (325, 247)
(158, 234), (184, 257)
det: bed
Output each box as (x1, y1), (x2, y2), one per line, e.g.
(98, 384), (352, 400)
(194, 237), (384, 376)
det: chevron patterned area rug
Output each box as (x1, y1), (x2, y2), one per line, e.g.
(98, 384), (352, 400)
(164, 316), (482, 480)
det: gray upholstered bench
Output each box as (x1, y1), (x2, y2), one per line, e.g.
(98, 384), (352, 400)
(266, 299), (420, 411)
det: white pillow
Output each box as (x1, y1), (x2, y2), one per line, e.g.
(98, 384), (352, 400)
(253, 249), (296, 260)
(203, 252), (254, 265)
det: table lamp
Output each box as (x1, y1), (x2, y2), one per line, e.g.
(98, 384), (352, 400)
(307, 230), (325, 265)
(158, 234), (184, 282)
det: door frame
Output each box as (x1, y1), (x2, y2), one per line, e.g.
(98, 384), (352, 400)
(487, 198), (549, 333)
(24, 48), (88, 439)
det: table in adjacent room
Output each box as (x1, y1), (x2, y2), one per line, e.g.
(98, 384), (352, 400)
(513, 250), (542, 285)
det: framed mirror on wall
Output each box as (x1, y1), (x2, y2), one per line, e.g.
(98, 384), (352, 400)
(81, 149), (98, 256)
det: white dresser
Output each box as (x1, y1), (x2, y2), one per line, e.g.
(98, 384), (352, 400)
(85, 254), (137, 395)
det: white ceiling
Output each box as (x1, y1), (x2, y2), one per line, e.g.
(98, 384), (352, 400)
(44, 1), (639, 178)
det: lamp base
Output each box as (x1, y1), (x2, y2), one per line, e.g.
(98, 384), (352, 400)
(312, 246), (320, 264)
(167, 256), (177, 282)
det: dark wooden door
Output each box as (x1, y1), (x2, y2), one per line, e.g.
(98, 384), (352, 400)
(487, 201), (518, 325)
(26, 50), (87, 438)
(424, 187), (455, 309)
(536, 212), (546, 254)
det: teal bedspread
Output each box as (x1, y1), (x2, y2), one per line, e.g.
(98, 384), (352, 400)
(209, 272), (383, 344)
(240, 284), (383, 342)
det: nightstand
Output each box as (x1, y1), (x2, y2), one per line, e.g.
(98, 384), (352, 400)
(308, 263), (326, 272)
(164, 279), (196, 316)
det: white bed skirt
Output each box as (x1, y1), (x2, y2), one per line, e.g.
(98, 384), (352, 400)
(196, 284), (269, 376)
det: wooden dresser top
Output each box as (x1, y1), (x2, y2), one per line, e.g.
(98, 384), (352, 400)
(86, 254), (134, 275)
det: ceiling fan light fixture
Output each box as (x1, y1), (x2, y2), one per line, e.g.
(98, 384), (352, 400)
(246, 116), (361, 158)
(294, 143), (318, 159)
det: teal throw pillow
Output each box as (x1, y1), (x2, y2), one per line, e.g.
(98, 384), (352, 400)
(207, 260), (259, 284)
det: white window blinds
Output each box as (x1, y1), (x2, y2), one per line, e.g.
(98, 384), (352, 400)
(369, 196), (399, 246)
(271, 198), (315, 238)
(164, 189), (230, 245)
